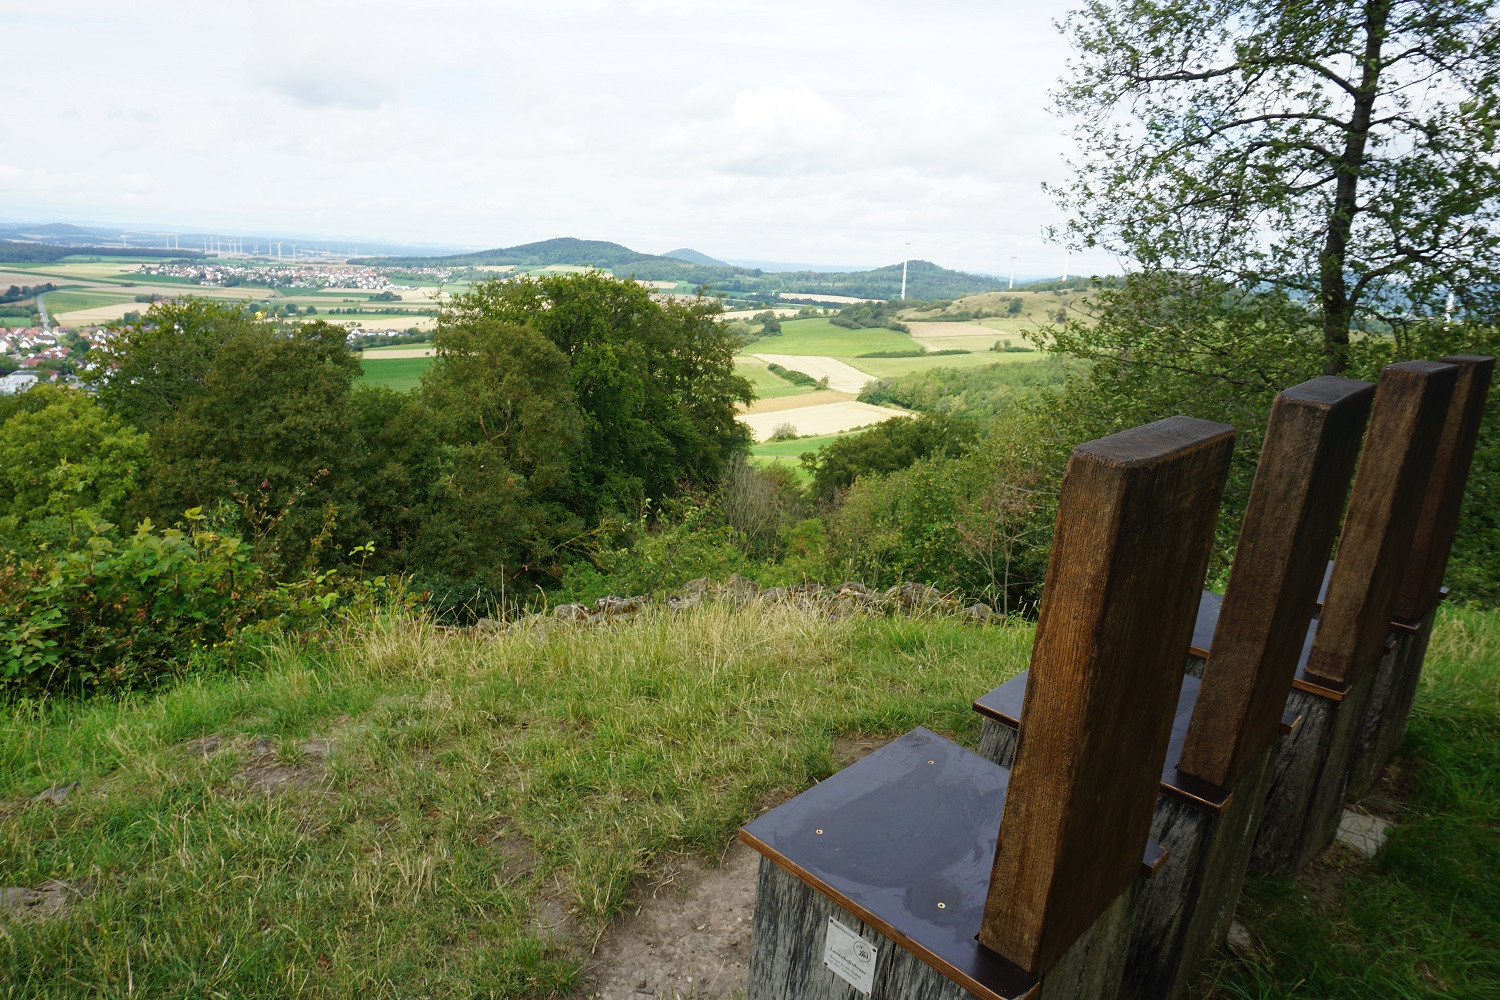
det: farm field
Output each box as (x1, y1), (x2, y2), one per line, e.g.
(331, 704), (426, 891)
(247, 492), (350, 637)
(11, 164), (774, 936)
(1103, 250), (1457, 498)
(734, 359), (819, 400)
(854, 350), (1043, 379)
(737, 400), (910, 443)
(359, 356), (430, 391)
(363, 345), (435, 357)
(758, 317), (918, 356)
(750, 353), (873, 394)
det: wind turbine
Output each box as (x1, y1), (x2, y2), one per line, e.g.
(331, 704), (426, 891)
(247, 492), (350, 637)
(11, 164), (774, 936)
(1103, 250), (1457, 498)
(1062, 249), (1070, 282)
(900, 242), (911, 300)
(1008, 256), (1017, 290)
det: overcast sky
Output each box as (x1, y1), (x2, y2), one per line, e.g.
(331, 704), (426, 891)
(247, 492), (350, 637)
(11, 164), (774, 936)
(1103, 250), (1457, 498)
(2, 0), (1120, 275)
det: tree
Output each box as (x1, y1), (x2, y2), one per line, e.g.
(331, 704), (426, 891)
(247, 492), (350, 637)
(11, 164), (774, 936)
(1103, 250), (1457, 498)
(0, 385), (149, 532)
(442, 273), (751, 518)
(1053, 1), (1500, 373)
(91, 299), (260, 431)
(137, 321), (364, 571)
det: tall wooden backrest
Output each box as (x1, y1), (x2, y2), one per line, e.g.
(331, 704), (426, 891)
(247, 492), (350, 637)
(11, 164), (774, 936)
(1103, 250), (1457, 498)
(978, 416), (1235, 974)
(1391, 355), (1494, 623)
(1177, 377), (1374, 788)
(1306, 361), (1457, 686)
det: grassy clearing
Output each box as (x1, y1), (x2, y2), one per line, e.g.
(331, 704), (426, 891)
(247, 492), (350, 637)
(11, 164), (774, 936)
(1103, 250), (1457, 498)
(1200, 604), (1500, 999)
(359, 356), (432, 391)
(0, 606), (1033, 998)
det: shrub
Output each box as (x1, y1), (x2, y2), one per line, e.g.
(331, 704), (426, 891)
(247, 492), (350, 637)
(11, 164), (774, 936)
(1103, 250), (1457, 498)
(769, 422), (799, 441)
(766, 363), (818, 387)
(0, 515), (262, 696)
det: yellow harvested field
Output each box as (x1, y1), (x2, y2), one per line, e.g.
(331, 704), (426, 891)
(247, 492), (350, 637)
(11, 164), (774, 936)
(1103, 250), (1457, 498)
(738, 401), (911, 443)
(360, 347), (434, 359)
(53, 302), (145, 325)
(750, 353), (875, 394)
(904, 321), (1010, 352)
(0, 270), (49, 288)
(778, 292), (873, 304)
(475, 265), (516, 273)
(331, 314), (436, 332)
(739, 389), (854, 414)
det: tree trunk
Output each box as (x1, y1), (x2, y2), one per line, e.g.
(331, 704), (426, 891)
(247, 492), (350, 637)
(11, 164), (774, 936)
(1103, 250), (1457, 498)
(1320, 0), (1390, 375)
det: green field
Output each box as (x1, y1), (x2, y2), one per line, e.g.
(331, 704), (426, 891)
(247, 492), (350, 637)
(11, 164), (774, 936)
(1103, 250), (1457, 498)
(39, 289), (139, 314)
(853, 350), (1045, 380)
(748, 429), (869, 481)
(756, 318), (920, 357)
(735, 359), (819, 400)
(358, 356), (431, 391)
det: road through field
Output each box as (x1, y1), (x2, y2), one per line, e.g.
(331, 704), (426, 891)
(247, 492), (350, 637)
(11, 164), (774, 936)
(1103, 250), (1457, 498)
(750, 354), (874, 394)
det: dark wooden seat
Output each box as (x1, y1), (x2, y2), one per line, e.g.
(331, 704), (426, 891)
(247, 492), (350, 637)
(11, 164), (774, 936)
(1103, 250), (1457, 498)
(974, 671), (1301, 816)
(742, 729), (1169, 1000)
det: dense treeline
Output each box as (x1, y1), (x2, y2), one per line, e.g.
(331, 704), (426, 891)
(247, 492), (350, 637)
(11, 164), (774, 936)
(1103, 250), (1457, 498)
(0, 241), (204, 263)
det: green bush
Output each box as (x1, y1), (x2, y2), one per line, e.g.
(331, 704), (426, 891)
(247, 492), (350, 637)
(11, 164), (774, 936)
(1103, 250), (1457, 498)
(766, 363), (818, 387)
(0, 515), (262, 696)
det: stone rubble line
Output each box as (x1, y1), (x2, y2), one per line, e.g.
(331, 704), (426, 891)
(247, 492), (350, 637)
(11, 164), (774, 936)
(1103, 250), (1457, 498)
(467, 574), (1000, 632)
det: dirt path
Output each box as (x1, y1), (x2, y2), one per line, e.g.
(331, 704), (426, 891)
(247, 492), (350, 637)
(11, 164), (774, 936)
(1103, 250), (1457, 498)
(750, 354), (874, 394)
(582, 841), (759, 1000)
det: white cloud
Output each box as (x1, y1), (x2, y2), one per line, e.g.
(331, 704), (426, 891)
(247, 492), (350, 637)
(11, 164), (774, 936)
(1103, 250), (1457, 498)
(0, 1), (1118, 275)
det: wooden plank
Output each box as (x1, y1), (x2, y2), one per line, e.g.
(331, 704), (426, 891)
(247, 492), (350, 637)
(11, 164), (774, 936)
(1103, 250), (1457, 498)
(1392, 355), (1494, 622)
(1178, 377), (1374, 788)
(1305, 361), (1457, 686)
(979, 416), (1235, 975)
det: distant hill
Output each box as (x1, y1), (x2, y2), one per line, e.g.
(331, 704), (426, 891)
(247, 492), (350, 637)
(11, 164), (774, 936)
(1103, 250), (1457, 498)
(354, 237), (1008, 301)
(663, 247), (729, 267)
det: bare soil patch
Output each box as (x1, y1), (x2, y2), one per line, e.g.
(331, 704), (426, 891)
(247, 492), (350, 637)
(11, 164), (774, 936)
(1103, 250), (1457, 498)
(583, 843), (759, 1000)
(0, 879), (94, 925)
(236, 737), (336, 794)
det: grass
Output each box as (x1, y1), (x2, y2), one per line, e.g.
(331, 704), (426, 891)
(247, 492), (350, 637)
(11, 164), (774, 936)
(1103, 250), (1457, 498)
(359, 356), (431, 391)
(38, 290), (138, 315)
(0, 605), (1035, 998)
(747, 429), (868, 481)
(2, 600), (1494, 998)
(756, 317), (920, 357)
(735, 359), (818, 400)
(1198, 603), (1500, 999)
(853, 350), (1045, 380)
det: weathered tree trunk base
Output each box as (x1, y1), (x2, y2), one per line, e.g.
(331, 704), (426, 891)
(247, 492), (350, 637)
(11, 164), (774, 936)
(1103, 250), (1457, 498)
(1249, 665), (1378, 876)
(746, 858), (1132, 1000)
(1117, 746), (1276, 1000)
(1346, 609), (1436, 798)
